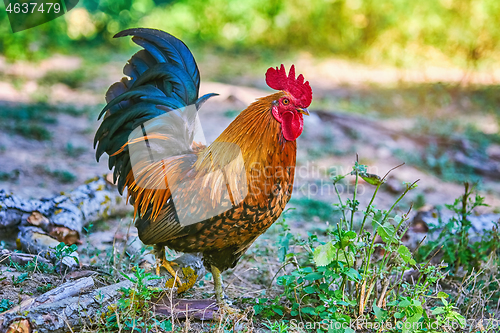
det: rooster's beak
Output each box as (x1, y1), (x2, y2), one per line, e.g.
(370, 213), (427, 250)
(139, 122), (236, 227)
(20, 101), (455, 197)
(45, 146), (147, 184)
(297, 108), (310, 116)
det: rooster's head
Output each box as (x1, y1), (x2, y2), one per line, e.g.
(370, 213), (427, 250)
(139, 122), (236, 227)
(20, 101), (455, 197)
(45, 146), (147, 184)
(266, 64), (312, 141)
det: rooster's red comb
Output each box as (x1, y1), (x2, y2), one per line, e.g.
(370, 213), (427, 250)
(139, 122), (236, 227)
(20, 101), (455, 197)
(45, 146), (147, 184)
(265, 64), (312, 108)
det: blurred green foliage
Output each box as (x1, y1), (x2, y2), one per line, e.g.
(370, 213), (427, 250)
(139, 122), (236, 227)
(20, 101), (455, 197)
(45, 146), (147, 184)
(0, 0), (152, 60)
(1, 0), (500, 69)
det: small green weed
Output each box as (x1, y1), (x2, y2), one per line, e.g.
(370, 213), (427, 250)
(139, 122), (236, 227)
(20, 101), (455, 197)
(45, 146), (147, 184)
(65, 142), (87, 157)
(102, 266), (164, 331)
(0, 103), (55, 141)
(288, 197), (340, 224)
(40, 69), (89, 89)
(0, 170), (20, 181)
(223, 110), (240, 118)
(0, 102), (92, 141)
(36, 283), (54, 293)
(395, 144), (479, 184)
(262, 319), (290, 333)
(12, 273), (29, 286)
(0, 298), (14, 312)
(53, 242), (79, 273)
(51, 170), (77, 183)
(12, 123), (52, 141)
(427, 292), (466, 331)
(36, 166), (77, 184)
(416, 182), (497, 275)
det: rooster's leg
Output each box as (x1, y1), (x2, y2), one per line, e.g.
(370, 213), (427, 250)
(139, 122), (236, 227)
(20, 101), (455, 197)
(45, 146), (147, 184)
(212, 265), (225, 304)
(211, 265), (241, 315)
(153, 245), (183, 287)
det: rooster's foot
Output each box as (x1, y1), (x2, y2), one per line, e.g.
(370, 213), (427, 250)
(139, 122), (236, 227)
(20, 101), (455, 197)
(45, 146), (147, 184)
(153, 245), (183, 288)
(157, 258), (183, 287)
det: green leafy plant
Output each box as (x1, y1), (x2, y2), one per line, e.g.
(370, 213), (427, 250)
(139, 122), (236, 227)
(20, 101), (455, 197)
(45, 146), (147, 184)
(255, 160), (469, 332)
(0, 298), (14, 312)
(103, 266), (163, 331)
(42, 168), (77, 184)
(36, 284), (54, 293)
(53, 242), (79, 273)
(262, 319), (290, 333)
(417, 182), (491, 273)
(426, 292), (466, 332)
(12, 273), (29, 286)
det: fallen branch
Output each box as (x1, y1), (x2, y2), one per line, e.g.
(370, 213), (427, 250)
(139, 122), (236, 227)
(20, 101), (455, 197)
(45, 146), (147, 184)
(0, 176), (131, 271)
(0, 253), (206, 333)
(3, 277), (95, 317)
(0, 176), (130, 239)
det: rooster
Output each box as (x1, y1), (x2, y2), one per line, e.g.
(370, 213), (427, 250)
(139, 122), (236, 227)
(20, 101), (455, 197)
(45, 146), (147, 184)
(94, 28), (312, 310)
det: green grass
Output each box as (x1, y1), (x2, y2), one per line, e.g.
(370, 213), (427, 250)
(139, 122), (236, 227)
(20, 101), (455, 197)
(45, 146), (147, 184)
(0, 103), (56, 140)
(3, 0), (500, 73)
(35, 166), (77, 184)
(0, 102), (92, 141)
(39, 68), (90, 89)
(303, 126), (357, 159)
(9, 259), (54, 275)
(65, 142), (87, 158)
(288, 197), (340, 224)
(223, 110), (241, 118)
(36, 284), (54, 293)
(0, 170), (20, 181)
(12, 123), (52, 141)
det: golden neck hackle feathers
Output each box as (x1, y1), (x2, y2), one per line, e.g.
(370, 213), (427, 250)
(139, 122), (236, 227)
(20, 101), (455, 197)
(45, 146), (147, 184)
(195, 92), (297, 203)
(195, 92), (289, 168)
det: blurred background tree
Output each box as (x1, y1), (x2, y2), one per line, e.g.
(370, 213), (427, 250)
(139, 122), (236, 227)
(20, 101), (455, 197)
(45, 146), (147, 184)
(1, 0), (499, 70)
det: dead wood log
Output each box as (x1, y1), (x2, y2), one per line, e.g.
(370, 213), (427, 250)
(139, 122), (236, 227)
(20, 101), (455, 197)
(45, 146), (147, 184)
(0, 176), (131, 271)
(0, 253), (206, 333)
(3, 277), (95, 317)
(0, 176), (130, 238)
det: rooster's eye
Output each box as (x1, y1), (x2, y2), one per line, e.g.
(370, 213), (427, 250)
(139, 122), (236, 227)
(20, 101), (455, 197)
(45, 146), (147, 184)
(282, 98), (289, 105)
